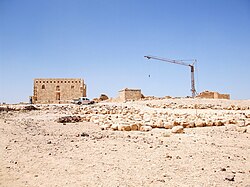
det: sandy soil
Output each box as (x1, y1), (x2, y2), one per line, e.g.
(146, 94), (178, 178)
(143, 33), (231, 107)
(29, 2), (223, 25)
(0, 99), (250, 187)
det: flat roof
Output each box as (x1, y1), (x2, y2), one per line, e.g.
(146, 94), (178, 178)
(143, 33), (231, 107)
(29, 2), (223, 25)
(119, 88), (141, 92)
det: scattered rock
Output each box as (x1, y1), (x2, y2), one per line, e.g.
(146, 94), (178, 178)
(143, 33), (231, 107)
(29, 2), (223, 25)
(80, 132), (89, 137)
(225, 175), (235, 181)
(236, 127), (247, 133)
(47, 141), (52, 144)
(162, 132), (171, 137)
(176, 156), (181, 159)
(23, 105), (39, 111)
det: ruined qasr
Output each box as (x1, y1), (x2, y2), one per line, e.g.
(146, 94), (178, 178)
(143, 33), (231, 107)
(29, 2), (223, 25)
(32, 78), (86, 104)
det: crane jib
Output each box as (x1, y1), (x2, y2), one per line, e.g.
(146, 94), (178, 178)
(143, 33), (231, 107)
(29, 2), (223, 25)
(144, 55), (197, 98)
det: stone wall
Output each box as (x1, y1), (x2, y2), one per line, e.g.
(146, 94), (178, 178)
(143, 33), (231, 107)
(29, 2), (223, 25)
(197, 91), (230, 99)
(119, 88), (142, 102)
(33, 78), (86, 104)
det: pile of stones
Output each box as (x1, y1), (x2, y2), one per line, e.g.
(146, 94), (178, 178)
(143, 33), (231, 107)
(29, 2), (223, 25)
(68, 104), (250, 133)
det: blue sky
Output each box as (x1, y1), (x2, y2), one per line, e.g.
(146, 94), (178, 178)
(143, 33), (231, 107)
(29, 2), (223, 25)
(0, 0), (250, 103)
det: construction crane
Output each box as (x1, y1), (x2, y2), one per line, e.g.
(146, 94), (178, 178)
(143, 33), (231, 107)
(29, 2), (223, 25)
(144, 55), (197, 98)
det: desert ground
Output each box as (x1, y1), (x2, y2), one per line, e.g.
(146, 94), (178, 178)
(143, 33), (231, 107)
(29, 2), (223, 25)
(0, 98), (250, 187)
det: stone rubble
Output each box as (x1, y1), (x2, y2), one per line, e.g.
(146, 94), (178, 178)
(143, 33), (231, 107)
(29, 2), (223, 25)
(146, 103), (250, 110)
(1, 102), (249, 133)
(46, 103), (250, 133)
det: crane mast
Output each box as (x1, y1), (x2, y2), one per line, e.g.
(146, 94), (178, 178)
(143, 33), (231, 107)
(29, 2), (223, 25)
(144, 55), (197, 98)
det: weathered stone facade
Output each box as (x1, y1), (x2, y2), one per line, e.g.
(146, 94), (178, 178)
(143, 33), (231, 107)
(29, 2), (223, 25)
(119, 88), (142, 102)
(197, 91), (230, 99)
(33, 78), (86, 104)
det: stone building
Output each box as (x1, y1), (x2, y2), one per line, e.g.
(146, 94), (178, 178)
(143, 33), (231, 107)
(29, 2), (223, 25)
(32, 78), (86, 104)
(119, 88), (142, 102)
(196, 90), (230, 99)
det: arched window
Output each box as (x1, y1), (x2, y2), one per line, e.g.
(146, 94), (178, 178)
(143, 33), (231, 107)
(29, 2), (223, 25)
(42, 85), (45, 89)
(56, 85), (60, 91)
(71, 85), (74, 89)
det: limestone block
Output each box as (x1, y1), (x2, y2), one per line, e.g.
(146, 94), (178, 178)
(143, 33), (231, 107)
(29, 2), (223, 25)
(111, 124), (119, 131)
(118, 124), (131, 131)
(173, 121), (180, 126)
(214, 120), (224, 126)
(130, 124), (138, 131)
(164, 122), (173, 129)
(136, 123), (142, 130)
(90, 116), (98, 122)
(100, 110), (107, 115)
(186, 122), (195, 128)
(147, 121), (156, 128)
(93, 119), (100, 125)
(143, 114), (151, 122)
(140, 126), (152, 132)
(237, 120), (247, 127)
(206, 120), (214, 127)
(181, 122), (189, 128)
(227, 119), (237, 124)
(172, 126), (184, 133)
(100, 124), (110, 130)
(156, 119), (164, 128)
(247, 125), (250, 133)
(195, 120), (206, 127)
(133, 114), (142, 121)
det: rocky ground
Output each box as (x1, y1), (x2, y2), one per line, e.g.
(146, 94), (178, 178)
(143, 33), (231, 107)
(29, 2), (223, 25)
(0, 98), (250, 187)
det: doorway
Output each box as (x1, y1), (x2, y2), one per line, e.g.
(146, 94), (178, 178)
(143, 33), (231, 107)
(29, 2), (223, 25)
(56, 93), (60, 100)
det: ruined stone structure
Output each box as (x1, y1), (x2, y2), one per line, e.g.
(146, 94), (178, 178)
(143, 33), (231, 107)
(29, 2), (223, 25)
(197, 91), (230, 99)
(32, 78), (86, 104)
(119, 88), (142, 102)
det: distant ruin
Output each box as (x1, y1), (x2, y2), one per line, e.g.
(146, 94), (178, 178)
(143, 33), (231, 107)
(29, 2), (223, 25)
(32, 78), (86, 104)
(197, 90), (230, 99)
(118, 88), (142, 102)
